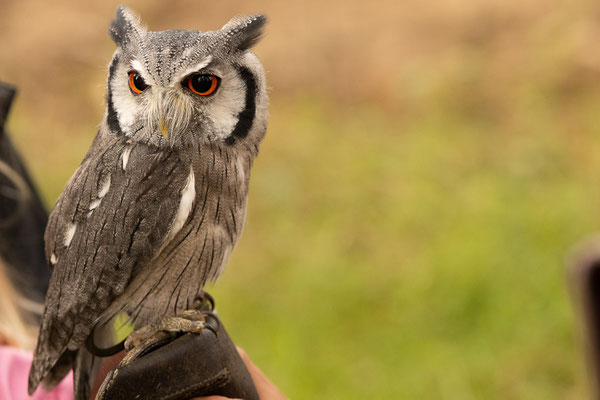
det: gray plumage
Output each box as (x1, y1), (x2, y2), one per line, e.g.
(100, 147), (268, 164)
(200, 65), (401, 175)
(28, 6), (268, 399)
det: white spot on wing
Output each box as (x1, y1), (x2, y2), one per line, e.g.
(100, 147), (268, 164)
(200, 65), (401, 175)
(64, 223), (77, 247)
(160, 166), (195, 252)
(87, 175), (111, 217)
(122, 146), (132, 170)
(236, 158), (246, 182)
(89, 199), (102, 211)
(50, 253), (58, 265)
(98, 176), (111, 198)
(172, 167), (195, 236)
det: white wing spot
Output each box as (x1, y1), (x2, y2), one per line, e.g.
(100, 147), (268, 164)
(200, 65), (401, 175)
(64, 223), (77, 247)
(89, 199), (101, 211)
(172, 167), (195, 236)
(50, 253), (58, 265)
(122, 146), (132, 170)
(161, 166), (195, 251)
(87, 175), (112, 216)
(98, 176), (111, 198)
(236, 158), (246, 182)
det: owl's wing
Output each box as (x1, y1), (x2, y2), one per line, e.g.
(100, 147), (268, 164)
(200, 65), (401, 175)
(29, 132), (193, 393)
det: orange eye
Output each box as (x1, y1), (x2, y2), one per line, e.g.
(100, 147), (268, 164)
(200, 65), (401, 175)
(185, 74), (220, 96)
(128, 71), (148, 94)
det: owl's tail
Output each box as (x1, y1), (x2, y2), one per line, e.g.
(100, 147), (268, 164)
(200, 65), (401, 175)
(73, 347), (104, 400)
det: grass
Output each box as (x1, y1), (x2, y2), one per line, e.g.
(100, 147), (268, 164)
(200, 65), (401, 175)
(207, 92), (596, 398)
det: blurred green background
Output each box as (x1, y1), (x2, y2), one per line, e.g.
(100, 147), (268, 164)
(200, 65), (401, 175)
(2, 0), (600, 398)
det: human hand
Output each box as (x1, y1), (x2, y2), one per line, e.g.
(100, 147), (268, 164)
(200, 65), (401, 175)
(193, 347), (287, 400)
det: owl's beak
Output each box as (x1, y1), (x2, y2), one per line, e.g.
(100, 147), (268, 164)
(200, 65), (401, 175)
(159, 115), (168, 138)
(152, 90), (191, 141)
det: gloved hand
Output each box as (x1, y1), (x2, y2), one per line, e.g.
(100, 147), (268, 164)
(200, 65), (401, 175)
(94, 311), (259, 400)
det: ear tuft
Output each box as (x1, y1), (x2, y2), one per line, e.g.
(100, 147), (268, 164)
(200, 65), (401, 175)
(221, 14), (267, 51)
(109, 5), (146, 47)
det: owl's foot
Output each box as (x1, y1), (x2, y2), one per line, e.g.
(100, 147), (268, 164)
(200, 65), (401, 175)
(124, 309), (206, 351)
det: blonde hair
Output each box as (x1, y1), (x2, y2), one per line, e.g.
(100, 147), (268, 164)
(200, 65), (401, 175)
(0, 159), (40, 350)
(0, 258), (38, 350)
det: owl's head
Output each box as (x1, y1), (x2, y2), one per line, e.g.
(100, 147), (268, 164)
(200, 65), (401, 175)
(105, 6), (268, 148)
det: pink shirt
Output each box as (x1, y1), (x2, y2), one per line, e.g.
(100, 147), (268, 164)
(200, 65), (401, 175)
(0, 346), (73, 400)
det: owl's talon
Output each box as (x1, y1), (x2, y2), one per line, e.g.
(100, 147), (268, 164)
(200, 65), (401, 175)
(178, 309), (206, 321)
(192, 291), (215, 312)
(124, 310), (207, 351)
(124, 329), (170, 352)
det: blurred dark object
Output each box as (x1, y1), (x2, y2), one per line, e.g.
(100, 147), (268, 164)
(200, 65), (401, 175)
(568, 236), (600, 399)
(95, 311), (259, 400)
(0, 83), (50, 321)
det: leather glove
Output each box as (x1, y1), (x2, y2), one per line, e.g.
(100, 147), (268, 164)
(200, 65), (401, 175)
(95, 312), (259, 400)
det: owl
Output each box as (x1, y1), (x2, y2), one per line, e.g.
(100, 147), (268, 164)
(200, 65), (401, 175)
(28, 6), (268, 399)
